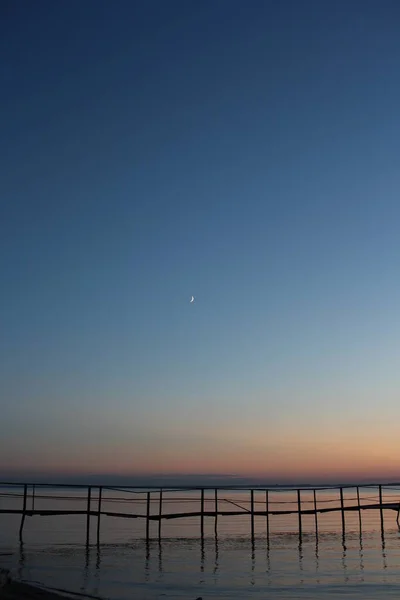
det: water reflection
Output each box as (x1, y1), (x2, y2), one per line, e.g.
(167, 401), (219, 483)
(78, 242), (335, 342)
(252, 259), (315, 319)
(17, 542), (25, 579)
(213, 536), (219, 577)
(144, 540), (150, 582)
(199, 537), (205, 583)
(298, 541), (304, 584)
(92, 546), (101, 596)
(381, 530), (387, 570)
(341, 535), (348, 582)
(381, 526), (385, 545)
(95, 546), (101, 571)
(358, 532), (364, 576)
(265, 540), (271, 585)
(158, 540), (163, 574)
(315, 539), (320, 584)
(81, 546), (90, 592)
(250, 540), (255, 586)
(66, 529), (400, 598)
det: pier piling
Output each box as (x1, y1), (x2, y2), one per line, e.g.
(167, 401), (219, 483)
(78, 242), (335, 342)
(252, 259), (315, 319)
(265, 490), (270, 541)
(356, 486), (362, 529)
(214, 489), (218, 536)
(19, 484), (27, 542)
(313, 489), (318, 536)
(200, 489), (204, 539)
(297, 489), (302, 543)
(97, 487), (102, 546)
(339, 487), (345, 535)
(379, 485), (384, 533)
(86, 486), (92, 546)
(250, 489), (255, 541)
(146, 492), (151, 540)
(158, 489), (163, 539)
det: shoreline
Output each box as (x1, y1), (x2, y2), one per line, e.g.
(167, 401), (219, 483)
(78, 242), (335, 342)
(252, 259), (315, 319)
(0, 570), (105, 600)
(1, 570), (203, 600)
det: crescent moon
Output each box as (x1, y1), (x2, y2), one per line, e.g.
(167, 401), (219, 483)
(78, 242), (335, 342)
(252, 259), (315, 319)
(190, 296), (195, 303)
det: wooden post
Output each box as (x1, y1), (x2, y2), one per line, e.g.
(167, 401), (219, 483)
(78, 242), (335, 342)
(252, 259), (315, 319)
(379, 485), (384, 533)
(313, 489), (318, 536)
(19, 484), (28, 542)
(250, 489), (255, 541)
(31, 484), (35, 511)
(158, 489), (163, 539)
(200, 489), (204, 538)
(356, 486), (362, 529)
(297, 489), (302, 542)
(265, 490), (270, 541)
(339, 487), (345, 536)
(146, 492), (151, 540)
(96, 487), (102, 546)
(86, 486), (92, 546)
(214, 489), (218, 536)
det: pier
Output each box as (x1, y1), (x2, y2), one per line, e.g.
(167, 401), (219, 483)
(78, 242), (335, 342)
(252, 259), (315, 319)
(1, 482), (400, 545)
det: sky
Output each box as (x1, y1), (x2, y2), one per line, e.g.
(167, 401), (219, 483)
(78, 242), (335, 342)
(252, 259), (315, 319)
(1, 0), (400, 484)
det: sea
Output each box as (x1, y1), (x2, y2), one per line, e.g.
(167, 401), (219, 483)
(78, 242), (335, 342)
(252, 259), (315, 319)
(1, 485), (400, 599)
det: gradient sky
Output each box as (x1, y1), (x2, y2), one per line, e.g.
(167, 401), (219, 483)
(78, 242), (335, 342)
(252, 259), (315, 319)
(1, 0), (400, 483)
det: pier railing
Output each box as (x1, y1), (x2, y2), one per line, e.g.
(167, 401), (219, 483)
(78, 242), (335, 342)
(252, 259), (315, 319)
(1, 482), (400, 545)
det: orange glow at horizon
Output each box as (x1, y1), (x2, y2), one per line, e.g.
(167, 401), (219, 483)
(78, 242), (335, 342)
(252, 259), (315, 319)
(5, 429), (400, 483)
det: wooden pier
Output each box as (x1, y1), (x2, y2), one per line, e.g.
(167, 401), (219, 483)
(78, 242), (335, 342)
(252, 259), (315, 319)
(0, 482), (399, 545)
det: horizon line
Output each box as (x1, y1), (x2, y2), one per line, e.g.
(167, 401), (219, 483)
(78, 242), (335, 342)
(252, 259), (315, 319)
(1, 479), (400, 490)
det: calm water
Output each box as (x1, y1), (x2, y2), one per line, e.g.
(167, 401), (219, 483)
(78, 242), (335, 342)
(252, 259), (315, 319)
(1, 486), (400, 599)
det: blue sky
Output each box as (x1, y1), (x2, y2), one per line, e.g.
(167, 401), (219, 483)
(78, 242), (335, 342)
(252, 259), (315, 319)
(1, 0), (400, 481)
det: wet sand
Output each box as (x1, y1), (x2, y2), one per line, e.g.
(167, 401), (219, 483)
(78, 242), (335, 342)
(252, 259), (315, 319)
(0, 570), (203, 600)
(0, 581), (69, 600)
(0, 570), (95, 600)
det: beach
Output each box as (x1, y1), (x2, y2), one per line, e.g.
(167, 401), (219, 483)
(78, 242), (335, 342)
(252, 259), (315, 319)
(1, 579), (67, 600)
(1, 571), (205, 600)
(1, 570), (69, 600)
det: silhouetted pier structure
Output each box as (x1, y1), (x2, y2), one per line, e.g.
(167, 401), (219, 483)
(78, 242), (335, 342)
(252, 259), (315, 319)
(1, 482), (400, 545)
